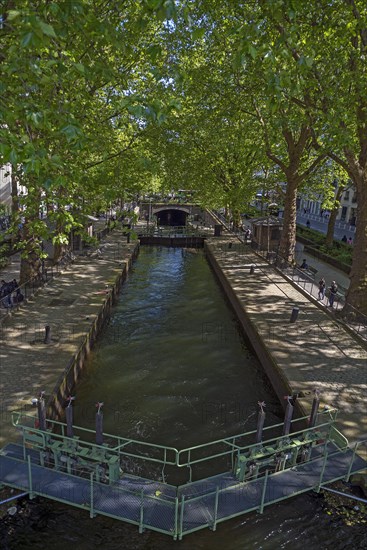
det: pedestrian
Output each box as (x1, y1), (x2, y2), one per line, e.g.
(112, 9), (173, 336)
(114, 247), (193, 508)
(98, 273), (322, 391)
(318, 277), (326, 301)
(328, 281), (338, 308)
(0, 279), (12, 308)
(300, 258), (308, 269)
(306, 219), (310, 229)
(341, 235), (347, 243)
(0, 279), (6, 296)
(347, 237), (353, 245)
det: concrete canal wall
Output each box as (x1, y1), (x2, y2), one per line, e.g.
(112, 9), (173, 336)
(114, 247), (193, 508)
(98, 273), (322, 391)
(46, 242), (140, 420)
(205, 240), (296, 414)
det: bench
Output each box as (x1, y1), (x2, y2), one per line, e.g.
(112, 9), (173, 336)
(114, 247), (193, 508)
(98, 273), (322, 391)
(300, 265), (317, 279)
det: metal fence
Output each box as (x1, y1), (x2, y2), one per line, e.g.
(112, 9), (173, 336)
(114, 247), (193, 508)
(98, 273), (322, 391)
(0, 251), (75, 324)
(254, 247), (367, 341)
(7, 409), (366, 540)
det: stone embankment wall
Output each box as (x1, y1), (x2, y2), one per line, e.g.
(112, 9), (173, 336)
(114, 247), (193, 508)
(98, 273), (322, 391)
(46, 243), (139, 420)
(204, 242), (295, 413)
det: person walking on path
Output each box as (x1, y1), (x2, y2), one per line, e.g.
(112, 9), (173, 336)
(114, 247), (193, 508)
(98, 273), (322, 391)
(318, 277), (326, 301)
(328, 281), (338, 308)
(306, 219), (311, 229)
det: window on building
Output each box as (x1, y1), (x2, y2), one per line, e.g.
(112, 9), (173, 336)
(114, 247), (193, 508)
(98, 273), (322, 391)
(352, 194), (357, 203)
(343, 191), (350, 201)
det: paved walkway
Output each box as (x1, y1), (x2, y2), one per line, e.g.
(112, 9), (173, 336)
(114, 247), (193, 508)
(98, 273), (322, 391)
(0, 228), (137, 446)
(206, 235), (367, 443)
(294, 243), (350, 290)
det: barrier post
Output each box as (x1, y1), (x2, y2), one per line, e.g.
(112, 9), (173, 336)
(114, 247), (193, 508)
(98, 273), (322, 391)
(90, 472), (95, 518)
(27, 454), (34, 500)
(212, 487), (219, 531)
(173, 496), (179, 540)
(179, 495), (185, 540)
(316, 448), (329, 492)
(139, 489), (144, 533)
(259, 469), (269, 514)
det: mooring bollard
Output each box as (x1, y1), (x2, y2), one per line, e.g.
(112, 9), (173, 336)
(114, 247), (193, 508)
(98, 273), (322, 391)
(250, 264), (255, 274)
(282, 396), (294, 436)
(37, 391), (47, 431)
(95, 402), (104, 445)
(256, 401), (266, 443)
(44, 325), (51, 344)
(290, 307), (299, 323)
(309, 389), (320, 428)
(66, 396), (75, 438)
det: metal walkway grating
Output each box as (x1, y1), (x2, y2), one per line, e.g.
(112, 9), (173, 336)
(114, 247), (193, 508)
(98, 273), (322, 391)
(0, 442), (365, 540)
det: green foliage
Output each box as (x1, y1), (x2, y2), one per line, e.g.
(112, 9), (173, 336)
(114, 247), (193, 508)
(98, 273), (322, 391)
(296, 226), (353, 266)
(1, 0), (366, 310)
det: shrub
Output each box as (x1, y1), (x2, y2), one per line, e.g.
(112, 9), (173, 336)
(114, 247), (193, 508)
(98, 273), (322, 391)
(297, 227), (352, 266)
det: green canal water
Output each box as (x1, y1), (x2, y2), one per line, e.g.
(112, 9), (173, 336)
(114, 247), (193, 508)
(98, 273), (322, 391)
(4, 247), (365, 549)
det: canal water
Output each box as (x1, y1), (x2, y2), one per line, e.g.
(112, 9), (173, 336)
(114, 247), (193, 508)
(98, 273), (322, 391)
(73, 246), (282, 449)
(4, 247), (365, 549)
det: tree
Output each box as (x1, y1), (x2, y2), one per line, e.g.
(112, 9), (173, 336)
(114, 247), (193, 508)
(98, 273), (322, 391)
(251, 0), (367, 312)
(0, 0), (169, 282)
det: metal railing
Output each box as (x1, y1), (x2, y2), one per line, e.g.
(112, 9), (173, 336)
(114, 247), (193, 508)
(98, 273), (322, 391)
(177, 439), (366, 539)
(6, 409), (366, 540)
(11, 408), (338, 482)
(0, 251), (75, 324)
(253, 246), (367, 341)
(139, 225), (207, 238)
(297, 212), (357, 234)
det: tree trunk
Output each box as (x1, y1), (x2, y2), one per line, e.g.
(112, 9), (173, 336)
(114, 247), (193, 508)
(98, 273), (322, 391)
(325, 208), (338, 246)
(19, 246), (42, 285)
(278, 177), (298, 263)
(10, 165), (19, 217)
(325, 186), (344, 247)
(345, 171), (367, 315)
(10, 167), (20, 247)
(232, 208), (241, 230)
(19, 221), (42, 285)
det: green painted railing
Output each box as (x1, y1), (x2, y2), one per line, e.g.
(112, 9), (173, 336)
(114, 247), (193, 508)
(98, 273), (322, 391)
(5, 409), (366, 540)
(12, 407), (339, 480)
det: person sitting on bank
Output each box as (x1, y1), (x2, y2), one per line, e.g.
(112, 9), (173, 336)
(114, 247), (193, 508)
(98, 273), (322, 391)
(245, 228), (252, 240)
(341, 235), (347, 243)
(300, 258), (308, 269)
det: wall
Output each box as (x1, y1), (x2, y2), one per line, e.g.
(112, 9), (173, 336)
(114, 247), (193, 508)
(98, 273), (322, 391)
(46, 244), (140, 420)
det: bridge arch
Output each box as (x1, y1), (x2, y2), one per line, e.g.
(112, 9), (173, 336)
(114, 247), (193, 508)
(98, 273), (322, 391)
(152, 206), (191, 226)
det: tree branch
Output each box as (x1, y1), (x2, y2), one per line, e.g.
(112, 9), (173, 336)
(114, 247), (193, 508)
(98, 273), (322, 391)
(85, 134), (138, 169)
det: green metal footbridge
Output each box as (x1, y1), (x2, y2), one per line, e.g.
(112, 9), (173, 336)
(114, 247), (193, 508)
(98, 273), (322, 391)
(0, 394), (365, 540)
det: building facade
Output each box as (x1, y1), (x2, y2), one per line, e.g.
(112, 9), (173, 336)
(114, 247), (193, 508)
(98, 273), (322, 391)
(298, 183), (357, 226)
(0, 164), (12, 212)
